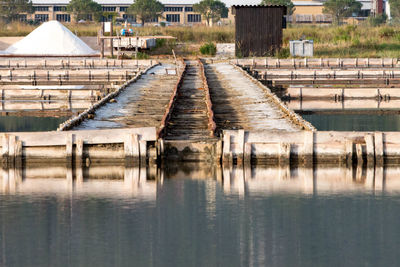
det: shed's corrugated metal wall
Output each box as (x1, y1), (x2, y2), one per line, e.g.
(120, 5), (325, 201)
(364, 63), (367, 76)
(234, 6), (286, 57)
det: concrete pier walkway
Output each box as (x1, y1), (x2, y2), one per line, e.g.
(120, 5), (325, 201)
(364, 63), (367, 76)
(205, 62), (304, 133)
(164, 60), (212, 140)
(74, 64), (179, 130)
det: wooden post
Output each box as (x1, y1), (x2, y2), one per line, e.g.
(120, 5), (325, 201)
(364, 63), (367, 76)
(279, 143), (290, 165)
(110, 21), (114, 58)
(223, 133), (231, 165)
(139, 140), (147, 167)
(365, 134), (375, 167)
(66, 134), (73, 166)
(135, 32), (139, 59)
(303, 131), (313, 167)
(76, 139), (84, 166)
(236, 129), (245, 164)
(8, 135), (15, 166)
(244, 142), (251, 166)
(2, 134), (9, 165)
(101, 39), (105, 58)
(100, 22), (105, 59)
(15, 140), (22, 168)
(345, 140), (353, 167)
(356, 143), (363, 166)
(374, 132), (384, 166)
(124, 134), (140, 165)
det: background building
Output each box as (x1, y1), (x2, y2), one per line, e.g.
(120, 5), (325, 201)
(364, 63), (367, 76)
(25, 0), (388, 25)
(291, 0), (386, 24)
(26, 0), (211, 24)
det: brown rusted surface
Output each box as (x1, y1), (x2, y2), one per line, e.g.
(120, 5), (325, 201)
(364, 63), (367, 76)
(164, 60), (214, 140)
(157, 60), (186, 138)
(198, 59), (216, 137)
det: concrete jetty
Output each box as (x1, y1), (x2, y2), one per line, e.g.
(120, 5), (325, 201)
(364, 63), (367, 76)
(205, 62), (311, 133)
(72, 64), (180, 131)
(1, 58), (400, 167)
(164, 60), (213, 140)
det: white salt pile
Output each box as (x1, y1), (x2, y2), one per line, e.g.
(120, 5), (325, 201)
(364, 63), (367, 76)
(4, 20), (97, 56)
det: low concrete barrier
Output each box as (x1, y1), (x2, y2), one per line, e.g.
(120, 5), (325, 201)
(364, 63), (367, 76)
(222, 130), (400, 166)
(0, 58), (157, 70)
(232, 58), (400, 69)
(231, 63), (315, 131)
(58, 63), (158, 131)
(0, 127), (157, 166)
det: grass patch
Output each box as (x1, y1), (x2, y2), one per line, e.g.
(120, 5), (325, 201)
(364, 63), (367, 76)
(283, 24), (400, 58)
(4, 21), (400, 57)
(199, 42), (216, 55)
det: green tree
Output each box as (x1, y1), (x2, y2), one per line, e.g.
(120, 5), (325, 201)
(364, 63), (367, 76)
(323, 0), (362, 24)
(0, 0), (33, 23)
(193, 0), (228, 26)
(260, 0), (294, 15)
(390, 0), (400, 20)
(67, 0), (103, 22)
(127, 0), (164, 26)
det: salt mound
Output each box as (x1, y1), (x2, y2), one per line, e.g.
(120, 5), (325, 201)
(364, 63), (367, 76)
(5, 20), (97, 56)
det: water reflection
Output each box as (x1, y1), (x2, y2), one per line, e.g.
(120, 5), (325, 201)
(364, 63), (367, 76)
(1, 163), (398, 197)
(0, 99), (95, 131)
(1, 164), (400, 267)
(0, 165), (158, 200)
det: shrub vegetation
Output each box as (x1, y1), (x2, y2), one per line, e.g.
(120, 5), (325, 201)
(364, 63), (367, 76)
(3, 22), (400, 58)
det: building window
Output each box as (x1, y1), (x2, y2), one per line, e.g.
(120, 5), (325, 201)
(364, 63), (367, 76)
(35, 14), (49, 22)
(119, 6), (128, 12)
(295, 14), (313, 23)
(34, 6), (49, 11)
(56, 14), (70, 22)
(166, 14), (180, 22)
(123, 14), (136, 22)
(187, 14), (201, 22)
(18, 14), (27, 22)
(164, 6), (183, 12)
(102, 6), (116, 12)
(146, 16), (158, 22)
(101, 14), (114, 22)
(185, 6), (193, 12)
(53, 6), (66, 11)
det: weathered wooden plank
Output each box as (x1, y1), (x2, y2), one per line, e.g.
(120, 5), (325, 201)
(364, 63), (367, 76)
(279, 143), (290, 165)
(365, 134), (375, 167)
(374, 132), (384, 166)
(356, 144), (363, 166)
(76, 139), (84, 165)
(303, 131), (314, 166)
(345, 140), (353, 167)
(236, 129), (245, 164)
(6, 127), (156, 147)
(223, 133), (231, 164)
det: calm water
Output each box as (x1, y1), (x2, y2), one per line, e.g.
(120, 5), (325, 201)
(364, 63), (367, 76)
(302, 113), (400, 131)
(0, 116), (69, 132)
(1, 166), (400, 267)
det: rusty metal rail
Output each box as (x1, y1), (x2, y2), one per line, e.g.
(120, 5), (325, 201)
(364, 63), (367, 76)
(157, 60), (187, 138)
(0, 70), (138, 86)
(198, 59), (216, 137)
(252, 70), (400, 81)
(233, 58), (400, 70)
(0, 59), (156, 70)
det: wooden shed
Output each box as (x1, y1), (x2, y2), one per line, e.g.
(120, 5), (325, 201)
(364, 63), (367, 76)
(232, 5), (287, 57)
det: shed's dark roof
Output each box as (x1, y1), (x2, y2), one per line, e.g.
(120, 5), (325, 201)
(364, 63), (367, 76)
(232, 5), (287, 7)
(232, 5), (287, 14)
